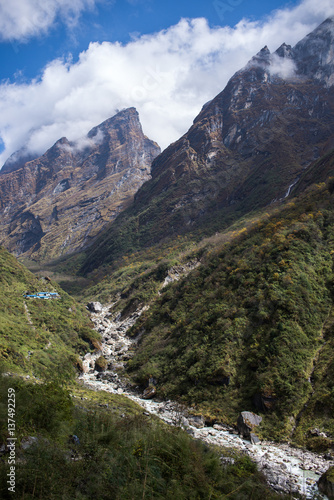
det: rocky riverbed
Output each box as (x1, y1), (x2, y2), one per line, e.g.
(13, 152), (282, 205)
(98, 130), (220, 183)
(79, 302), (333, 499)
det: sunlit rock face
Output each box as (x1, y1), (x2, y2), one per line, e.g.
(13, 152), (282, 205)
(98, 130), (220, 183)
(0, 108), (160, 260)
(115, 18), (334, 245)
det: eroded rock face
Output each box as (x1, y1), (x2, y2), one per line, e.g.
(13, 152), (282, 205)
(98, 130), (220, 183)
(0, 108), (160, 261)
(82, 18), (334, 275)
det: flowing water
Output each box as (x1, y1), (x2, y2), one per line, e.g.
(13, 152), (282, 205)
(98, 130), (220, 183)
(79, 303), (333, 498)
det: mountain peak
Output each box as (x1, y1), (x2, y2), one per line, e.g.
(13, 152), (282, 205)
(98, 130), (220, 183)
(0, 108), (160, 259)
(275, 43), (293, 59)
(0, 147), (37, 175)
(87, 107), (140, 140)
(251, 45), (271, 65)
(292, 16), (334, 86)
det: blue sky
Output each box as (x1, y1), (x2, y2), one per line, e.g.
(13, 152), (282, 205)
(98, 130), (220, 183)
(0, 0), (333, 165)
(1, 0), (301, 82)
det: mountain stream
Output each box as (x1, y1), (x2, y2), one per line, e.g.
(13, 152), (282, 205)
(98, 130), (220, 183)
(79, 303), (333, 499)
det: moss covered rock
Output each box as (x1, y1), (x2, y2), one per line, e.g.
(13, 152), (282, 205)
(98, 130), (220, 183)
(318, 467), (334, 498)
(95, 356), (108, 372)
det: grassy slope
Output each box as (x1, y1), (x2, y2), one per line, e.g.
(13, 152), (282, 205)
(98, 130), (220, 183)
(118, 180), (334, 445)
(0, 246), (100, 378)
(30, 174), (334, 450)
(0, 243), (290, 498)
(0, 373), (286, 500)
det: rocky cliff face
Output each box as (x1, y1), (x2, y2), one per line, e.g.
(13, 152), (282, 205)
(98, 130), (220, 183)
(0, 108), (160, 261)
(81, 18), (334, 273)
(136, 17), (334, 226)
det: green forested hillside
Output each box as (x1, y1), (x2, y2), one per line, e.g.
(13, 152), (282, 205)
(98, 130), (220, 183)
(123, 180), (334, 446)
(0, 250), (287, 500)
(0, 373), (286, 500)
(0, 246), (100, 378)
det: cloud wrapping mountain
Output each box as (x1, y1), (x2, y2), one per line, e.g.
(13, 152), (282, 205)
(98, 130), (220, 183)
(0, 0), (333, 166)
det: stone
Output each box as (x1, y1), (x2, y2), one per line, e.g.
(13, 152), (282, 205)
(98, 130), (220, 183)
(220, 455), (235, 467)
(309, 427), (326, 437)
(21, 436), (38, 450)
(108, 362), (125, 371)
(188, 415), (205, 429)
(142, 386), (156, 399)
(87, 302), (103, 313)
(181, 417), (190, 428)
(94, 356), (108, 372)
(237, 411), (262, 440)
(318, 467), (334, 499)
(250, 433), (261, 445)
(213, 424), (227, 431)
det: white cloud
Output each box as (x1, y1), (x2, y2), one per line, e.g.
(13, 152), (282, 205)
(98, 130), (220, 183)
(0, 0), (98, 41)
(269, 54), (297, 79)
(60, 128), (105, 154)
(0, 0), (333, 167)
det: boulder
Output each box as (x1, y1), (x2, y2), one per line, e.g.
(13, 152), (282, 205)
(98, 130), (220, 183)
(220, 455), (235, 467)
(318, 467), (334, 499)
(250, 433), (261, 445)
(237, 411), (262, 440)
(309, 427), (327, 438)
(142, 386), (156, 399)
(94, 356), (108, 372)
(21, 436), (39, 450)
(180, 416), (190, 428)
(87, 302), (103, 313)
(188, 415), (205, 429)
(213, 424), (228, 431)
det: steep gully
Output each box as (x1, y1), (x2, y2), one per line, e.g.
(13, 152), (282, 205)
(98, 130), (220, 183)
(79, 303), (333, 498)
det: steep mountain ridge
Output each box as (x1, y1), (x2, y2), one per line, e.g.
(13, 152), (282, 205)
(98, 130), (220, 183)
(0, 108), (160, 261)
(81, 18), (334, 274)
(293, 16), (334, 87)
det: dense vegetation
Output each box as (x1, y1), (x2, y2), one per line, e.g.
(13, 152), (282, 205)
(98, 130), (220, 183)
(0, 248), (286, 499)
(0, 246), (99, 378)
(120, 180), (334, 445)
(0, 373), (286, 500)
(2, 160), (334, 497)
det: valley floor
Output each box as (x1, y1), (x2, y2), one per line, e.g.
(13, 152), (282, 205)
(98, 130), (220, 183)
(79, 302), (333, 499)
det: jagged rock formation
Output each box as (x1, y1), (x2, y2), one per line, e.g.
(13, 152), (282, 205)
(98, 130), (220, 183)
(0, 108), (160, 261)
(82, 18), (334, 273)
(136, 17), (334, 225)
